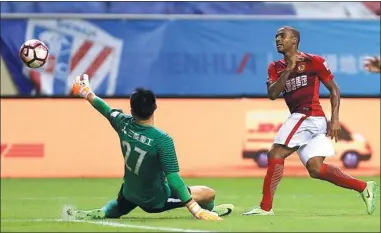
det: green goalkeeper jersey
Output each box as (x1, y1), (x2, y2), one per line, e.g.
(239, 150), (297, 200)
(107, 109), (179, 209)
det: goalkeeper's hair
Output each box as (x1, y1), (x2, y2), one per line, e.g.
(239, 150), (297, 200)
(130, 88), (157, 120)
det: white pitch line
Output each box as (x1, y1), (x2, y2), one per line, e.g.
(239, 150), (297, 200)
(1, 218), (214, 232)
(74, 219), (214, 232)
(1, 218), (61, 223)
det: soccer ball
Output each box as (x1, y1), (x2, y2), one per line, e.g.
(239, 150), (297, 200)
(19, 39), (49, 69)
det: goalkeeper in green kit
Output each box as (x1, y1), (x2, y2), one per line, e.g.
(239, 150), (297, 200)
(68, 74), (234, 221)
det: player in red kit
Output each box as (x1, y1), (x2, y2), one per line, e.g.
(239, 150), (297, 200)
(243, 26), (378, 216)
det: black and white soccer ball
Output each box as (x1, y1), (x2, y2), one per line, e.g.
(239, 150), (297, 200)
(19, 39), (49, 69)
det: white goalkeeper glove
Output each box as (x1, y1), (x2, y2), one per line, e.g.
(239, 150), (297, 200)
(72, 74), (94, 99)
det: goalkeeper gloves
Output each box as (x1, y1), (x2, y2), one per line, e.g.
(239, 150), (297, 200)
(187, 200), (222, 220)
(72, 74), (94, 100)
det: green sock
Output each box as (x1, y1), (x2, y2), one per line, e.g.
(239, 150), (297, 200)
(200, 200), (215, 211)
(101, 200), (121, 218)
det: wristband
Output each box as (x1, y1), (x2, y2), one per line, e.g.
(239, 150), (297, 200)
(79, 86), (93, 100)
(188, 201), (202, 217)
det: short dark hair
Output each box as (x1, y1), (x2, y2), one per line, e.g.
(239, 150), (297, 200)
(130, 88), (157, 120)
(283, 26), (300, 47)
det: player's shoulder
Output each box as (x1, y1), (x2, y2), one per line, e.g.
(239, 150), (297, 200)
(301, 52), (325, 63)
(150, 126), (173, 141)
(110, 109), (132, 120)
(269, 59), (287, 70)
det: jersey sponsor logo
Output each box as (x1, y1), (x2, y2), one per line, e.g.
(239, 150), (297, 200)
(284, 75), (308, 93)
(122, 127), (154, 147)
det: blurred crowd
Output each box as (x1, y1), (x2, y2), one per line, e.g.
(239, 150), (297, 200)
(1, 1), (379, 16)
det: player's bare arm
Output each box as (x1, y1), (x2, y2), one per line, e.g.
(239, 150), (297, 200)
(363, 56), (381, 73)
(322, 79), (341, 142)
(267, 68), (292, 100)
(267, 55), (303, 100)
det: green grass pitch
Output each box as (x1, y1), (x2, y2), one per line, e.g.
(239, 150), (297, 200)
(1, 177), (380, 232)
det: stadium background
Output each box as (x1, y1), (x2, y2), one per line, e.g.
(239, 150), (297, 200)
(1, 1), (380, 179)
(1, 2), (380, 232)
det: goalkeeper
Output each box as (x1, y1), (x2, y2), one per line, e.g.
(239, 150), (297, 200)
(68, 74), (233, 221)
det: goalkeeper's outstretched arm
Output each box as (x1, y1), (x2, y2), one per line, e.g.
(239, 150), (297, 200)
(86, 93), (112, 118)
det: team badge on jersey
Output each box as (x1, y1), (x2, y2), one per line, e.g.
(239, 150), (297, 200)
(297, 64), (305, 73)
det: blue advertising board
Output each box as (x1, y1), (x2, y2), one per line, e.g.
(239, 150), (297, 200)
(1, 18), (380, 96)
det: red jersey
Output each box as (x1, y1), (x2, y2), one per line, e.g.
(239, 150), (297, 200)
(267, 52), (334, 117)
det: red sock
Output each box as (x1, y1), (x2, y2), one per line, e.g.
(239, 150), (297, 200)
(260, 158), (284, 211)
(320, 163), (366, 192)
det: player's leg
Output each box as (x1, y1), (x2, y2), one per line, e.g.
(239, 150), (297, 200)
(100, 191), (138, 218)
(141, 186), (233, 217)
(299, 134), (378, 214)
(242, 144), (296, 216)
(261, 144), (297, 211)
(306, 156), (368, 192)
(243, 113), (311, 216)
(189, 185), (234, 217)
(67, 183), (137, 220)
(188, 186), (215, 210)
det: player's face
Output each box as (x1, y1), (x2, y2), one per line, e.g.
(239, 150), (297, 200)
(275, 29), (295, 53)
